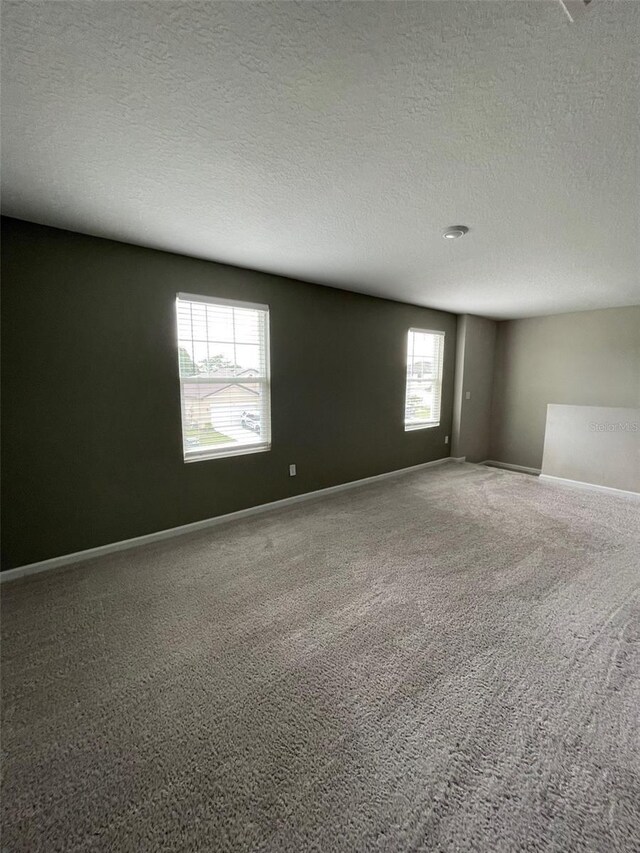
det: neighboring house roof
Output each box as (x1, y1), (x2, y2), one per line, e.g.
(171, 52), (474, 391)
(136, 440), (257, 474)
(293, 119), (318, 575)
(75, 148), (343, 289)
(194, 367), (258, 378)
(181, 367), (260, 399)
(182, 381), (259, 399)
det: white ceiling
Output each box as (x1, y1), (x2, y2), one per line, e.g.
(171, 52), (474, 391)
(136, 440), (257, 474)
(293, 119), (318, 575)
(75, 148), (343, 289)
(1, 0), (638, 319)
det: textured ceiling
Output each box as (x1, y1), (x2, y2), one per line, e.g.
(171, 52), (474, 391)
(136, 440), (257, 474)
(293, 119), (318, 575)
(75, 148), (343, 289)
(1, 0), (638, 319)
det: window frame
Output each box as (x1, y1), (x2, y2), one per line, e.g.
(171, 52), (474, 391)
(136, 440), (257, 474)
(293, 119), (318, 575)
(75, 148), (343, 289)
(404, 327), (445, 432)
(176, 292), (272, 463)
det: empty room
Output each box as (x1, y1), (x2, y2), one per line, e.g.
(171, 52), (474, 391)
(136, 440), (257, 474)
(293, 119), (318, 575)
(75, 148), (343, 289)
(1, 1), (639, 851)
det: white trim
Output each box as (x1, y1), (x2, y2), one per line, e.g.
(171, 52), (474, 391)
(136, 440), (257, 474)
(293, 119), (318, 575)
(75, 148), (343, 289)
(1, 456), (455, 583)
(539, 474), (640, 499)
(405, 422), (440, 431)
(176, 294), (272, 463)
(184, 442), (270, 463)
(408, 327), (446, 338)
(481, 460), (541, 475)
(404, 328), (445, 433)
(449, 456), (466, 462)
(177, 292), (269, 312)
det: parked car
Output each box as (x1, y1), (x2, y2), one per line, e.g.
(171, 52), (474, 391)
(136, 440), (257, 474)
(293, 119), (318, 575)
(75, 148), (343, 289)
(241, 411), (261, 434)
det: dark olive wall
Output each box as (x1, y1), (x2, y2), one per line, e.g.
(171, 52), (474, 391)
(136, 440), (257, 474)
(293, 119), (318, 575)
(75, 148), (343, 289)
(1, 217), (457, 569)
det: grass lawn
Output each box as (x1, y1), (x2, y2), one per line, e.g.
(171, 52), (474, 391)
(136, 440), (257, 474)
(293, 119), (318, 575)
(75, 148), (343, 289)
(413, 407), (432, 420)
(185, 426), (231, 445)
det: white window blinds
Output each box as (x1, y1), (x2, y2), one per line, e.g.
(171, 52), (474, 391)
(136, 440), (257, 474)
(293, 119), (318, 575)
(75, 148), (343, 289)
(176, 294), (271, 461)
(404, 329), (445, 430)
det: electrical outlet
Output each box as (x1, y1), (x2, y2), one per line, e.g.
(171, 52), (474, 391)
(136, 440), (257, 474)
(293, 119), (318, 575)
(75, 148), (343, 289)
(289, 464), (296, 477)
(445, 435), (449, 444)
(465, 391), (471, 400)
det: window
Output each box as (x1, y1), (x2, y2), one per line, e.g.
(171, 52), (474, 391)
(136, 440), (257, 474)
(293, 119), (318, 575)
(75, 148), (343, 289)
(404, 328), (445, 430)
(176, 293), (271, 461)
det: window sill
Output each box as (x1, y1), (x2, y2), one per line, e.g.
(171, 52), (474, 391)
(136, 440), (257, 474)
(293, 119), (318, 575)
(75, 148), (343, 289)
(404, 422), (440, 432)
(184, 443), (271, 463)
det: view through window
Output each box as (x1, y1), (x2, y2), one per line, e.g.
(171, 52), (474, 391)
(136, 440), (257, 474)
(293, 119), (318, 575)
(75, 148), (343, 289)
(404, 329), (445, 430)
(176, 294), (271, 461)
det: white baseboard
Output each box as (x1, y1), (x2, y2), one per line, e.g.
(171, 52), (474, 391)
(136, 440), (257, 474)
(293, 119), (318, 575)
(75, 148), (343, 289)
(539, 474), (640, 499)
(2, 456), (455, 583)
(481, 460), (541, 475)
(449, 456), (466, 462)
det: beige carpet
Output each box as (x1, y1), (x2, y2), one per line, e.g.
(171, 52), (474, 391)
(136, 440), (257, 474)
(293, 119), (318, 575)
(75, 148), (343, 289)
(2, 462), (639, 852)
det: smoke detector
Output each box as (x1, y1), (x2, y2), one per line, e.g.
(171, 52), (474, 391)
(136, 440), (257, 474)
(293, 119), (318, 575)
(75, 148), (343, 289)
(559, 0), (595, 22)
(443, 226), (469, 240)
